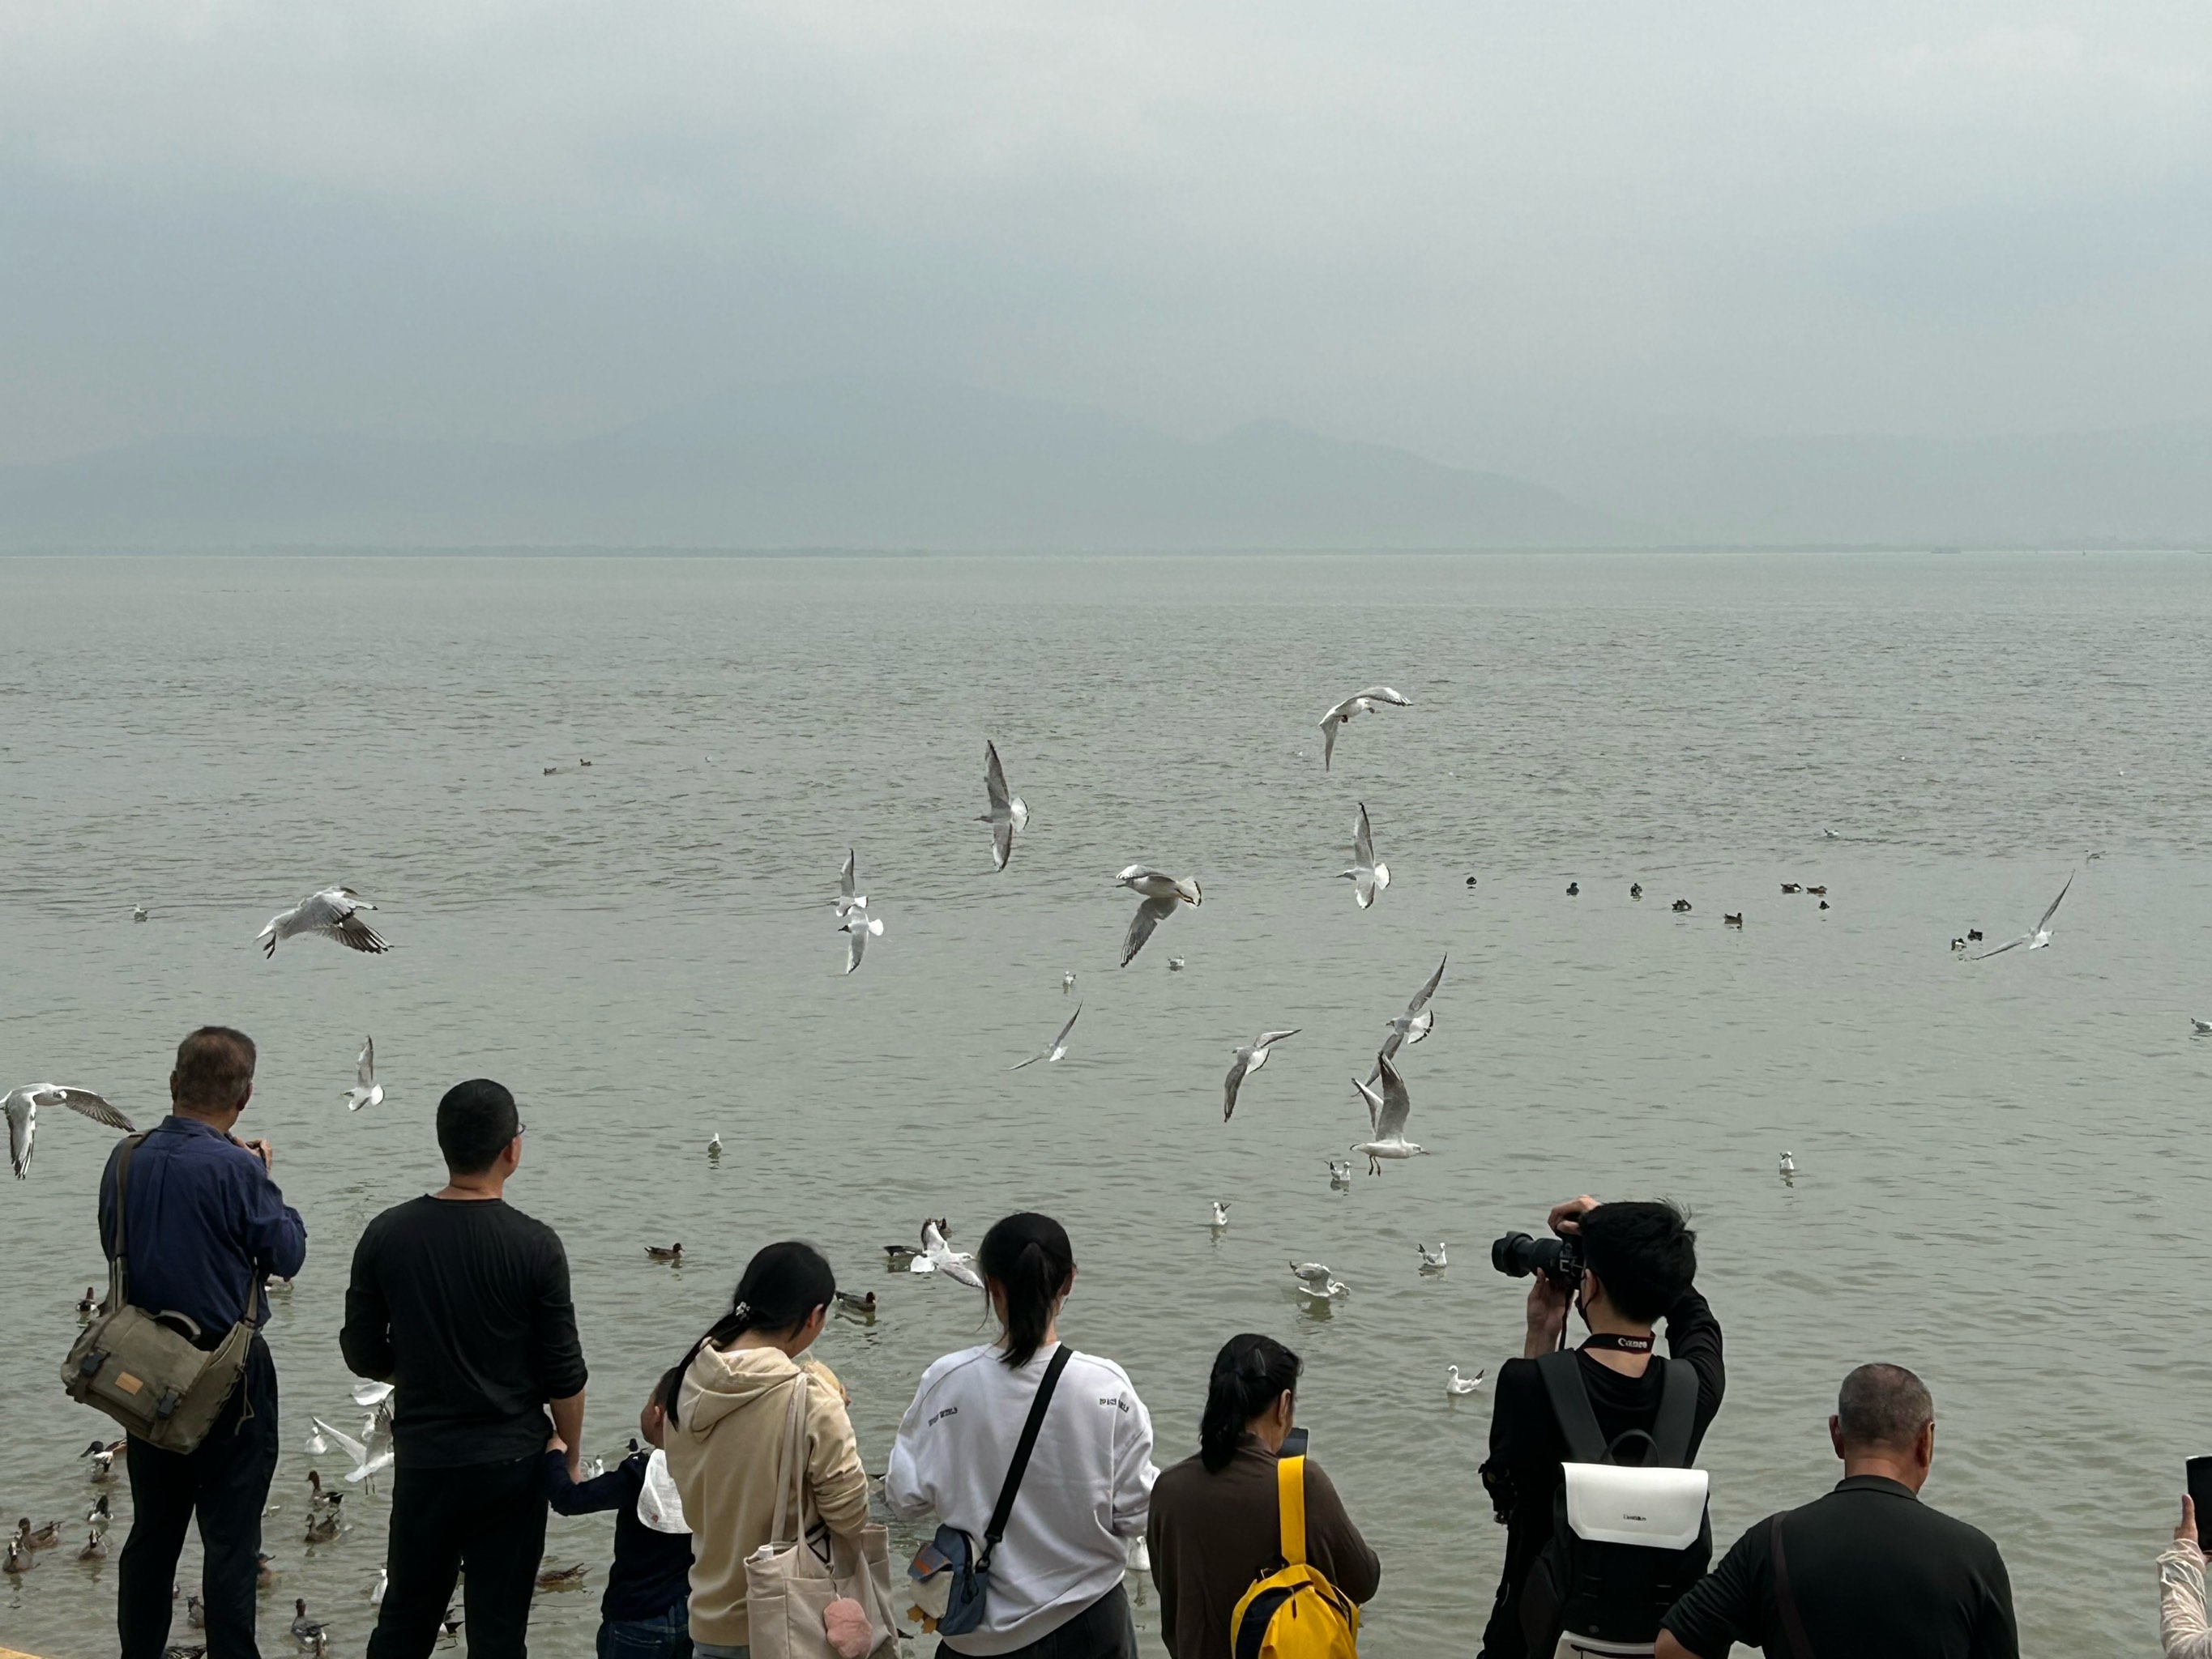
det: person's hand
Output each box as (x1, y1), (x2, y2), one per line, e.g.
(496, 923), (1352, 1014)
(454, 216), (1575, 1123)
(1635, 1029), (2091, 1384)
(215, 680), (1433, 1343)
(240, 1137), (274, 1171)
(2180, 1495), (2199, 1550)
(1523, 1272), (1570, 1357)
(1548, 1196), (1599, 1236)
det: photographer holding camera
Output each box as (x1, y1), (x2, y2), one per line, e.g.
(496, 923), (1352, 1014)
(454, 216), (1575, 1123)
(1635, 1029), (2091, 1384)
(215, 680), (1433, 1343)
(1478, 1196), (1724, 1659)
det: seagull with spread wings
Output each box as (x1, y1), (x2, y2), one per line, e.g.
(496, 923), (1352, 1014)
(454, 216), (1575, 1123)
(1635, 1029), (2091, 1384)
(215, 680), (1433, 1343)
(1010, 1005), (1082, 1071)
(1317, 686), (1411, 771)
(834, 850), (885, 973)
(1971, 872), (2075, 959)
(344, 1039), (382, 1112)
(1340, 804), (1390, 910)
(1378, 954), (1446, 1069)
(258, 888), (386, 958)
(1223, 1028), (1300, 1121)
(1115, 866), (1202, 966)
(1350, 1053), (1428, 1174)
(6, 1085), (134, 1180)
(980, 742), (1029, 872)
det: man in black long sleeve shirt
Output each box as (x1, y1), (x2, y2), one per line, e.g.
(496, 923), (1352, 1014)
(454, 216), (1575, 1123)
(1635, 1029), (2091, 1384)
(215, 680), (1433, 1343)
(1479, 1196), (1725, 1659)
(1658, 1364), (2017, 1659)
(344, 1080), (588, 1659)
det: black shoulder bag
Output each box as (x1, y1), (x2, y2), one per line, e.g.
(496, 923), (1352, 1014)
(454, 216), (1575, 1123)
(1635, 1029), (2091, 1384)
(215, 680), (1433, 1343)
(916, 1345), (1074, 1638)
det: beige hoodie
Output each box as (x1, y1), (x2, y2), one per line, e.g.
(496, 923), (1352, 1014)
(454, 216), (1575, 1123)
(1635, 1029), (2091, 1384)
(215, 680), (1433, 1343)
(665, 1344), (871, 1648)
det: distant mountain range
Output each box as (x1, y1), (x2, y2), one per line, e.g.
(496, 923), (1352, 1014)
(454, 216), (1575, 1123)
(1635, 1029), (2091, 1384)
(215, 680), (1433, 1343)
(0, 379), (1626, 551)
(3, 377), (2207, 549)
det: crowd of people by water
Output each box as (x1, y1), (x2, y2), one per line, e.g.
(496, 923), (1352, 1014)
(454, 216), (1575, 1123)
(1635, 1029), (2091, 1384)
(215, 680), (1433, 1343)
(38, 1024), (2206, 1659)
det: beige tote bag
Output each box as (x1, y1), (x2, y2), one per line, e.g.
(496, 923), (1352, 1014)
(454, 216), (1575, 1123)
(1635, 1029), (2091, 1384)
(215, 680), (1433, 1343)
(742, 1371), (900, 1659)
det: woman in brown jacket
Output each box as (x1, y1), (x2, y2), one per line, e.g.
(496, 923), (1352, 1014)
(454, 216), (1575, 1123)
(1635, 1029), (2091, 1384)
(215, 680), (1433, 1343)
(1145, 1334), (1381, 1659)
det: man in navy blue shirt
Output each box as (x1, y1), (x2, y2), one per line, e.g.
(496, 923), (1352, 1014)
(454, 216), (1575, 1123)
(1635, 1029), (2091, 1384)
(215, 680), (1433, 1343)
(100, 1026), (308, 1659)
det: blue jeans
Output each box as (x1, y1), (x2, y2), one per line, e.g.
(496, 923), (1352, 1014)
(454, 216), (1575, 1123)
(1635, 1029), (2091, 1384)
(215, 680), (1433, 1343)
(599, 1601), (696, 1659)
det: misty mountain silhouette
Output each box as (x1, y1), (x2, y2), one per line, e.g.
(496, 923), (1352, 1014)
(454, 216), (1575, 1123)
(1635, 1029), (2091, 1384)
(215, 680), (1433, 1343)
(0, 377), (1628, 550)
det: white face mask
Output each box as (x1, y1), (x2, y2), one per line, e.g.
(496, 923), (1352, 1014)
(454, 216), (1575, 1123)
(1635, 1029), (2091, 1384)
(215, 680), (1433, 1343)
(638, 1449), (691, 1534)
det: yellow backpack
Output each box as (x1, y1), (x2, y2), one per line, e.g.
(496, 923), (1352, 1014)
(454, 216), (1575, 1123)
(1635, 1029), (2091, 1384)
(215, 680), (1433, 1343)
(1228, 1449), (1362, 1659)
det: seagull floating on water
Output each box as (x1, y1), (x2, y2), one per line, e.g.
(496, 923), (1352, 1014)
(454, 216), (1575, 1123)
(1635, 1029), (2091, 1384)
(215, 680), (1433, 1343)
(1115, 867), (1202, 966)
(1326, 1158), (1352, 1184)
(1341, 803), (1390, 910)
(1223, 1028), (1299, 1121)
(1061, 970), (1076, 995)
(1779, 1151), (1796, 1177)
(1418, 1242), (1448, 1270)
(1972, 871), (2074, 959)
(1168, 957), (1186, 971)
(6, 1085), (133, 1180)
(258, 888), (387, 957)
(1317, 686), (1411, 771)
(1209, 1200), (1232, 1229)
(131, 903), (147, 923)
(707, 1132), (722, 1158)
(344, 1038), (382, 1112)
(2193, 1019), (2212, 1035)
(1445, 1366), (1485, 1396)
(1350, 1053), (1426, 1174)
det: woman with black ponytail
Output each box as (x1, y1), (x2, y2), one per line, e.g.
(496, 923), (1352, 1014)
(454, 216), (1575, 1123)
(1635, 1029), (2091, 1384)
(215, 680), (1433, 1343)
(1145, 1335), (1380, 1659)
(886, 1213), (1156, 1657)
(661, 1242), (870, 1659)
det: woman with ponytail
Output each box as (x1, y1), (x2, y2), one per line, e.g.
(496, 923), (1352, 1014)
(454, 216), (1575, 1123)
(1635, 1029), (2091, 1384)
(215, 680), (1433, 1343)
(662, 1242), (869, 1659)
(886, 1213), (1156, 1657)
(1144, 1335), (1379, 1659)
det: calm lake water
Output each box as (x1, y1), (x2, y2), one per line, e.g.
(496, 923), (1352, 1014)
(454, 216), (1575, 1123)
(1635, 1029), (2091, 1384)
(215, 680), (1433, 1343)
(2, 550), (2210, 1657)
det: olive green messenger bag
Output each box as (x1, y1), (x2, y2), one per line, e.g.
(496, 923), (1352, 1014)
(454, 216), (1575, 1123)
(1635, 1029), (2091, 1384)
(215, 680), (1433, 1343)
(62, 1132), (267, 1454)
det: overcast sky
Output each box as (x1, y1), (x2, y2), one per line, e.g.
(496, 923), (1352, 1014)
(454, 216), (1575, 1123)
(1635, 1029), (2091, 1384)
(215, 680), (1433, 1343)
(3, 1), (2209, 468)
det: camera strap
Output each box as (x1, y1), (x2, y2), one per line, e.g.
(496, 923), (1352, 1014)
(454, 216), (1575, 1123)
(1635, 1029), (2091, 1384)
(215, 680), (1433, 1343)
(1580, 1333), (1653, 1354)
(1770, 1509), (1817, 1659)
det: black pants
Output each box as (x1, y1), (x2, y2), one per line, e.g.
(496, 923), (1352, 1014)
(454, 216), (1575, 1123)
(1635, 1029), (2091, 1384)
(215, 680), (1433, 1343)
(369, 1454), (549, 1659)
(942, 1584), (1138, 1659)
(118, 1334), (281, 1659)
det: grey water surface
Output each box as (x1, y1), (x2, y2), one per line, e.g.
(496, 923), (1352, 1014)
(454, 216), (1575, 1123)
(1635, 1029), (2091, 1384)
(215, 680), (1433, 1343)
(3, 550), (2210, 1657)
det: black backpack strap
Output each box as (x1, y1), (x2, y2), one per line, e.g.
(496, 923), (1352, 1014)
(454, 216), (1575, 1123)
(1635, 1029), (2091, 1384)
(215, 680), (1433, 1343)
(1770, 1510), (1816, 1659)
(978, 1345), (1074, 1571)
(1535, 1349), (1608, 1463)
(1648, 1354), (1699, 1467)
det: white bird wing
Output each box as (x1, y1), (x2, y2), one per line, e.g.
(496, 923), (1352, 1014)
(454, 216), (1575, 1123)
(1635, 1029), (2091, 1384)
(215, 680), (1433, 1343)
(1289, 1260), (1330, 1283)
(1352, 686), (1410, 706)
(1052, 1004), (1082, 1053)
(844, 923), (868, 975)
(1352, 1075), (1383, 1136)
(1319, 713), (1342, 770)
(1373, 1054), (1411, 1140)
(991, 817), (1014, 872)
(1354, 870), (1379, 909)
(1352, 803), (1376, 867)
(5, 1094), (32, 1179)
(312, 1417), (368, 1467)
(43, 1087), (135, 1132)
(1970, 933), (2031, 960)
(940, 1257), (984, 1290)
(355, 1039), (375, 1090)
(2038, 871), (2076, 932)
(294, 889), (388, 953)
(351, 1381), (394, 1408)
(1254, 1029), (1300, 1050)
(1223, 1051), (1253, 1121)
(984, 742), (1013, 816)
(1404, 955), (1448, 1018)
(1122, 895), (1179, 967)
(921, 1219), (950, 1254)
(839, 849), (856, 903)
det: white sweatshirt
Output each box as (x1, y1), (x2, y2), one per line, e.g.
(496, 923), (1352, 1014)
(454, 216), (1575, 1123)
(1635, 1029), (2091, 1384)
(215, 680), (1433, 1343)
(886, 1342), (1157, 1657)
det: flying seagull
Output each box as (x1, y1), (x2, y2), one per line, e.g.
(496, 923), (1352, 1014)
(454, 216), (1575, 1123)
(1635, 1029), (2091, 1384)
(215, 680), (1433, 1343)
(307, 1418), (394, 1487)
(1010, 1005), (1082, 1071)
(910, 1218), (982, 1288)
(258, 888), (386, 957)
(1340, 804), (1390, 909)
(1375, 954), (1446, 1074)
(835, 850), (884, 973)
(1971, 872), (2075, 959)
(980, 742), (1030, 872)
(1115, 866), (1202, 966)
(1318, 686), (1411, 771)
(1350, 1053), (1427, 1174)
(344, 1038), (382, 1113)
(1223, 1029), (1300, 1121)
(6, 1085), (134, 1180)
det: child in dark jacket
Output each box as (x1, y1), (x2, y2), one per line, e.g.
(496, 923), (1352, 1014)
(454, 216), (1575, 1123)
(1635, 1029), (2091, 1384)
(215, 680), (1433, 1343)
(548, 1386), (695, 1659)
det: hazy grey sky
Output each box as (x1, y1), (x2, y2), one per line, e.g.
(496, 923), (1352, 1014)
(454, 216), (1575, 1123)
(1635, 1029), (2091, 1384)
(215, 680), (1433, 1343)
(4, 1), (2209, 467)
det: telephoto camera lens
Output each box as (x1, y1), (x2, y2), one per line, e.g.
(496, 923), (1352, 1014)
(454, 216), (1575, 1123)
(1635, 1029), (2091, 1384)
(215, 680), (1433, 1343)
(1490, 1230), (1583, 1286)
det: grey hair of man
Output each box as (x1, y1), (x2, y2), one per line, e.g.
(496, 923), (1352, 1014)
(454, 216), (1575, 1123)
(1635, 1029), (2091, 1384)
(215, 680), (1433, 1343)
(1836, 1363), (1934, 1452)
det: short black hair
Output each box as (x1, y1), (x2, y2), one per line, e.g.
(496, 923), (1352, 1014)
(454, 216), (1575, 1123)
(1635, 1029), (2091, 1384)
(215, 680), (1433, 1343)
(1579, 1200), (1697, 1323)
(173, 1026), (257, 1111)
(436, 1079), (519, 1176)
(1837, 1363), (1933, 1451)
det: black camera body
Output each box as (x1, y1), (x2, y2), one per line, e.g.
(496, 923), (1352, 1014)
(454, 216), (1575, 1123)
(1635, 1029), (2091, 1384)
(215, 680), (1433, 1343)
(1491, 1230), (1584, 1289)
